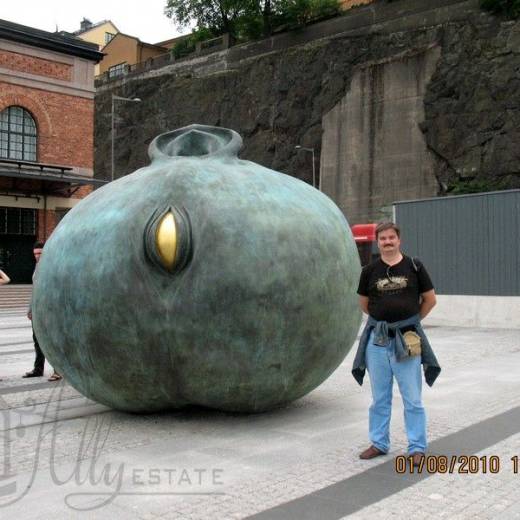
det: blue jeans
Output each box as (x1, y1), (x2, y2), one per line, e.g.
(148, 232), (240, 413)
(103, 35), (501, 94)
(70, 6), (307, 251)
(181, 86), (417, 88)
(365, 331), (427, 454)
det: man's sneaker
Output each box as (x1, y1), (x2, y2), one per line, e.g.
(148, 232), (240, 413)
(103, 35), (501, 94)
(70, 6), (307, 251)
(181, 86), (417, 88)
(359, 445), (386, 460)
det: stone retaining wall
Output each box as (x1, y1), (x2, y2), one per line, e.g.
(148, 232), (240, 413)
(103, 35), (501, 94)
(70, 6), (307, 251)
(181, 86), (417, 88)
(95, 0), (520, 222)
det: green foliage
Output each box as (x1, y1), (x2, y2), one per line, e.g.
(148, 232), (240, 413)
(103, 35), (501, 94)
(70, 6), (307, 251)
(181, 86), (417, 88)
(234, 13), (265, 40)
(276, 0), (341, 30)
(480, 0), (520, 18)
(164, 0), (341, 43)
(165, 0), (259, 39)
(171, 37), (196, 59)
(446, 177), (509, 195)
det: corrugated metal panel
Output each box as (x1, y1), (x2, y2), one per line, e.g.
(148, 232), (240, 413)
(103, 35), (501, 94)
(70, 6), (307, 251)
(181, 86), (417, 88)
(395, 190), (520, 296)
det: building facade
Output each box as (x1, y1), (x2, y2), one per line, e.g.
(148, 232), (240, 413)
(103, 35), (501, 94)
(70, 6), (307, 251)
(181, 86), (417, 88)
(97, 33), (168, 78)
(0, 19), (105, 283)
(74, 19), (119, 75)
(74, 18), (168, 79)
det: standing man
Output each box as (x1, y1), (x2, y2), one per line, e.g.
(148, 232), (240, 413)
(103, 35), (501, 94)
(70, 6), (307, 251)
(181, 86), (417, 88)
(352, 222), (440, 465)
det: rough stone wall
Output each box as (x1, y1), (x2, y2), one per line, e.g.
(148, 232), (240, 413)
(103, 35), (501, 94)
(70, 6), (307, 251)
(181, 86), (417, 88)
(95, 0), (520, 223)
(422, 19), (520, 187)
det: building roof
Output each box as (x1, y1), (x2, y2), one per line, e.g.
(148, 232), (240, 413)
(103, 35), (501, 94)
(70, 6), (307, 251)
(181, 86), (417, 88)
(154, 34), (189, 49)
(0, 18), (104, 62)
(74, 19), (119, 36)
(102, 32), (168, 52)
(0, 159), (108, 194)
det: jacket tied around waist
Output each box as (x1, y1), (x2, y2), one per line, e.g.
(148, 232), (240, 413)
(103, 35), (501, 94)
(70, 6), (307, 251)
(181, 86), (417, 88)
(352, 314), (441, 387)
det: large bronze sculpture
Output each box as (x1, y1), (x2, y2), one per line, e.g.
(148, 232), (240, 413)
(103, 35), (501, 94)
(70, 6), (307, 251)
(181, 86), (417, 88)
(33, 125), (361, 412)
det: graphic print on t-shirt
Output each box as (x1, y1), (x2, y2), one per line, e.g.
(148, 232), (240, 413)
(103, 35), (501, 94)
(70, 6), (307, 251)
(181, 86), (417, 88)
(376, 276), (408, 292)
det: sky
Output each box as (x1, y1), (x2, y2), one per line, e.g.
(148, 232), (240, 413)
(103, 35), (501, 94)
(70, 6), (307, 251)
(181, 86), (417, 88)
(1, 0), (187, 45)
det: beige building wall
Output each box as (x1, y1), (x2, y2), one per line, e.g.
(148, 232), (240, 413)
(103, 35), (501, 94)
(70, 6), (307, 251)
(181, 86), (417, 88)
(139, 44), (167, 62)
(77, 22), (118, 48)
(77, 21), (118, 74)
(99, 34), (168, 75)
(99, 34), (138, 74)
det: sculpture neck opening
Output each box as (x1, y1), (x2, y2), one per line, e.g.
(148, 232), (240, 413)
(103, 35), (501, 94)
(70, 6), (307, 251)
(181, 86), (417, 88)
(149, 124), (242, 162)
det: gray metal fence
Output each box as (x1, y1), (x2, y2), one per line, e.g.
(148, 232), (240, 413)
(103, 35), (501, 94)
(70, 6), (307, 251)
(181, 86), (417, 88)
(394, 190), (520, 296)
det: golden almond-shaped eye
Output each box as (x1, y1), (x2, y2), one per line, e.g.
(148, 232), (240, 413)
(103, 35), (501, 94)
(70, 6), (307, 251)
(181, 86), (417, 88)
(155, 212), (177, 270)
(144, 206), (192, 274)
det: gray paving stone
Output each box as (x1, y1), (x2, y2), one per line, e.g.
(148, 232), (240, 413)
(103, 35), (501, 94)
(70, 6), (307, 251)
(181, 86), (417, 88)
(0, 312), (519, 519)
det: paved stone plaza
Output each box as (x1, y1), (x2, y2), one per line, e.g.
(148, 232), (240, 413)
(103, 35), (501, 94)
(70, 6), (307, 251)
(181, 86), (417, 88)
(0, 306), (519, 519)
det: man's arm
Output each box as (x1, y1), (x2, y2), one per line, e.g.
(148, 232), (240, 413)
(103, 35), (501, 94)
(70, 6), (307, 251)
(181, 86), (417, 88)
(359, 295), (369, 315)
(419, 289), (436, 319)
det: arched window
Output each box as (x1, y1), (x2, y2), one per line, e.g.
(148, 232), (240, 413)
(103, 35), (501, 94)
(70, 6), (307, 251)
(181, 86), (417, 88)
(0, 106), (37, 161)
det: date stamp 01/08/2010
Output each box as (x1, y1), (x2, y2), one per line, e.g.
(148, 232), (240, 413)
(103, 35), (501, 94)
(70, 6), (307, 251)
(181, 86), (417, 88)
(395, 455), (520, 475)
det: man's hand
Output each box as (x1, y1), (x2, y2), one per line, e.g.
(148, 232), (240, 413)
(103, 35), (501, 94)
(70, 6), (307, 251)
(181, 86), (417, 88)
(419, 289), (436, 319)
(359, 295), (369, 315)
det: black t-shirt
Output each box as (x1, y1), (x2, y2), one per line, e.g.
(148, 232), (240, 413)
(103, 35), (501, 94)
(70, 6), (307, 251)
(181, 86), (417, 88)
(357, 255), (434, 323)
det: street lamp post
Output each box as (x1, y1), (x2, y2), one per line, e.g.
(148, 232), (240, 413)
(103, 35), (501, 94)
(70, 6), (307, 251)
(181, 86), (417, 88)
(111, 95), (141, 181)
(295, 145), (317, 190)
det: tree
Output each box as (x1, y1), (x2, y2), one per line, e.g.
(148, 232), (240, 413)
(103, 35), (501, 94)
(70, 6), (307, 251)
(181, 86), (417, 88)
(164, 0), (341, 42)
(276, 0), (341, 29)
(165, 0), (259, 39)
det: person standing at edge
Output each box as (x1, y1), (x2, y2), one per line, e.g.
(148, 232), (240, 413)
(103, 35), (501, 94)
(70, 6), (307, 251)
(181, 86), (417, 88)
(0, 268), (10, 285)
(352, 222), (441, 466)
(23, 241), (45, 378)
(0, 267), (9, 380)
(23, 241), (62, 381)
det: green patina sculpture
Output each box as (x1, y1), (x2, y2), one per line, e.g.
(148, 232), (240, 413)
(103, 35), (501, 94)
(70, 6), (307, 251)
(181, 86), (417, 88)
(33, 124), (361, 413)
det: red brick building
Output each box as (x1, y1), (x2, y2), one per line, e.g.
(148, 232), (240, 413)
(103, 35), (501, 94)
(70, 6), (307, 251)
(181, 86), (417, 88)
(0, 19), (105, 282)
